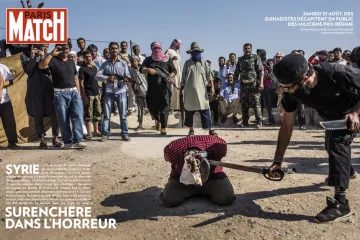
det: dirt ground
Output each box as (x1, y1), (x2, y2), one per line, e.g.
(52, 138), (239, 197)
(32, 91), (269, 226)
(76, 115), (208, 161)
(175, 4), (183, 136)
(1, 112), (360, 240)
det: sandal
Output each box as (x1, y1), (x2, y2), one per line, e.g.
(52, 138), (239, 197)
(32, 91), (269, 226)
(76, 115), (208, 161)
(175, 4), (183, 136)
(188, 130), (194, 136)
(161, 128), (167, 135)
(155, 121), (161, 131)
(39, 141), (48, 148)
(52, 137), (64, 148)
(209, 130), (218, 136)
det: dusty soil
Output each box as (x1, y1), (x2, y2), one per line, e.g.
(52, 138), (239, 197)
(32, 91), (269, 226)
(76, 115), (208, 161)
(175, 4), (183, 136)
(1, 112), (360, 240)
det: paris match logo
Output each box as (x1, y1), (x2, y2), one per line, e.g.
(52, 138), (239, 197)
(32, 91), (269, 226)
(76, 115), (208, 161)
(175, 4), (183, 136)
(5, 8), (68, 44)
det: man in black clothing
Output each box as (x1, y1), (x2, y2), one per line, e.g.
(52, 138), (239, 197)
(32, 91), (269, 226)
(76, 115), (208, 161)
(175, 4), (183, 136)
(140, 42), (177, 135)
(20, 44), (62, 148)
(39, 44), (86, 149)
(79, 50), (102, 139)
(268, 54), (360, 223)
(207, 78), (221, 126)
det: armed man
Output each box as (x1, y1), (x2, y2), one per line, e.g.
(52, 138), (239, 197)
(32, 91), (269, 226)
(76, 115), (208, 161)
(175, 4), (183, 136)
(233, 43), (264, 128)
(268, 53), (360, 223)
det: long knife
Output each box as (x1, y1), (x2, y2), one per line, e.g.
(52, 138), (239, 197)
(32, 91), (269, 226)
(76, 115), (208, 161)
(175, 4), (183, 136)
(319, 119), (348, 130)
(207, 160), (295, 181)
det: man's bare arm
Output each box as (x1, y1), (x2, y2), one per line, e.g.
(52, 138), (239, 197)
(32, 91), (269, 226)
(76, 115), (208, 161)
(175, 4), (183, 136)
(274, 111), (296, 163)
(74, 75), (81, 92)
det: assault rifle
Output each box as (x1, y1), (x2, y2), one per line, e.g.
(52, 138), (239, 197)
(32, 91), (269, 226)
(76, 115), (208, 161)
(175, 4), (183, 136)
(104, 73), (142, 85)
(153, 65), (180, 90)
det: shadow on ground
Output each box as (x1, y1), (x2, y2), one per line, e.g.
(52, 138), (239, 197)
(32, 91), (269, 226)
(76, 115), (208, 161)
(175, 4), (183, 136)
(97, 183), (328, 227)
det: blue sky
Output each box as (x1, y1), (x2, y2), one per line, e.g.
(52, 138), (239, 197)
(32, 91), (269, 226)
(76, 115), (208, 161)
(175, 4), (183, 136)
(1, 0), (359, 67)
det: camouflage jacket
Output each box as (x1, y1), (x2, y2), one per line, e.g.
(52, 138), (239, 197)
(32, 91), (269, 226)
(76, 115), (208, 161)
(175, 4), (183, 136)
(233, 54), (264, 84)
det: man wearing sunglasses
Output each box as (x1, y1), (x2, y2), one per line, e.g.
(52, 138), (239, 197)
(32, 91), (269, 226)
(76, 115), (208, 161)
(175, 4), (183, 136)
(39, 44), (87, 149)
(267, 53), (360, 223)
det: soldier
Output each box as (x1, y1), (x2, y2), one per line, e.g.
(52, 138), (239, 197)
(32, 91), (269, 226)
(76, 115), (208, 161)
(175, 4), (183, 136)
(234, 43), (264, 128)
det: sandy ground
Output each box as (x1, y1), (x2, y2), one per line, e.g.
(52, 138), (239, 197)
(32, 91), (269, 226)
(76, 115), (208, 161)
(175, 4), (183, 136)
(1, 111), (360, 240)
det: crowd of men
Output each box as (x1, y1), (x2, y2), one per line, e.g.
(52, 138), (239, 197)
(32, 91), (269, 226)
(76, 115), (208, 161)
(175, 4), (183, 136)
(0, 38), (358, 150)
(1, 37), (360, 224)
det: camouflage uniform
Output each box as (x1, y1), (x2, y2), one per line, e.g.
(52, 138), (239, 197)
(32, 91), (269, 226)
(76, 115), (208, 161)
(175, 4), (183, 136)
(234, 54), (264, 125)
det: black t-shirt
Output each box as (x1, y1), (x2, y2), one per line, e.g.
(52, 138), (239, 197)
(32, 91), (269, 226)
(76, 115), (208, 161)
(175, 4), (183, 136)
(79, 65), (99, 96)
(281, 63), (360, 121)
(48, 57), (77, 89)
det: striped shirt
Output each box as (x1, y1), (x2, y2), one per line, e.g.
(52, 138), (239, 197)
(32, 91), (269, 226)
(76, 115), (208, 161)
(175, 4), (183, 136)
(164, 135), (227, 180)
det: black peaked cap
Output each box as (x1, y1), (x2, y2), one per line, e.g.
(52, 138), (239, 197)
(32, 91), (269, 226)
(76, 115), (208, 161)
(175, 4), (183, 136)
(273, 54), (309, 84)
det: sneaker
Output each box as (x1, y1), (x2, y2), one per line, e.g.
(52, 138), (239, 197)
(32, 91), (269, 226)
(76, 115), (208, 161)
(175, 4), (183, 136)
(122, 136), (131, 142)
(100, 136), (108, 142)
(299, 125), (306, 130)
(314, 197), (352, 223)
(71, 142), (87, 149)
(256, 120), (263, 128)
(84, 134), (92, 140)
(62, 144), (72, 149)
(221, 116), (227, 124)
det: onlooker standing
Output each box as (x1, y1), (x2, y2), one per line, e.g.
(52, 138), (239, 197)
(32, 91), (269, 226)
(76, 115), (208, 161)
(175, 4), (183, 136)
(95, 42), (131, 142)
(263, 58), (275, 125)
(181, 42), (216, 136)
(79, 50), (102, 139)
(20, 44), (62, 148)
(39, 44), (87, 149)
(0, 63), (19, 149)
(130, 55), (148, 130)
(207, 78), (221, 126)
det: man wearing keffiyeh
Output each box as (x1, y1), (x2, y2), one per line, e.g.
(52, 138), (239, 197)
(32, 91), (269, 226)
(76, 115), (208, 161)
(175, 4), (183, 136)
(165, 39), (183, 112)
(140, 42), (177, 135)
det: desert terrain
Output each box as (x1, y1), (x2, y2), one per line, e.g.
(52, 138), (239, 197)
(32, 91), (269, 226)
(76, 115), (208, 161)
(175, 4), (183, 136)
(1, 111), (360, 240)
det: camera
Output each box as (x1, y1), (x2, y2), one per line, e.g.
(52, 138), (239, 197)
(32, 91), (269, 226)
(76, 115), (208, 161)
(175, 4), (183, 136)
(32, 44), (43, 50)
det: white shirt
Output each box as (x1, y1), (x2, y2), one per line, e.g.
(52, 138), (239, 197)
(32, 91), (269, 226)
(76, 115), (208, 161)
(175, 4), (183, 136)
(0, 63), (14, 104)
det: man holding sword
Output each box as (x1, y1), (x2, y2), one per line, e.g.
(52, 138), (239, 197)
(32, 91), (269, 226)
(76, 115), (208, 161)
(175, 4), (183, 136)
(268, 54), (360, 223)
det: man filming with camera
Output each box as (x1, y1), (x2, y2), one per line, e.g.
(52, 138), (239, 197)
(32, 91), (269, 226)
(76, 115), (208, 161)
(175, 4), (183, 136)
(39, 44), (87, 149)
(20, 44), (63, 148)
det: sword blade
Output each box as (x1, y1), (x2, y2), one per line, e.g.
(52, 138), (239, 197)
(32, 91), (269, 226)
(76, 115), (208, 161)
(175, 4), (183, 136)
(319, 119), (347, 130)
(207, 160), (264, 174)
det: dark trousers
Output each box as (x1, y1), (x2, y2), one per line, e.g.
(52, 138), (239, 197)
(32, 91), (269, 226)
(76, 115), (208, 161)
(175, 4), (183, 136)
(263, 86), (275, 123)
(35, 115), (59, 138)
(185, 108), (212, 129)
(136, 96), (146, 125)
(325, 129), (357, 189)
(0, 101), (18, 145)
(210, 101), (219, 123)
(147, 92), (170, 129)
(159, 178), (235, 207)
(296, 103), (306, 126)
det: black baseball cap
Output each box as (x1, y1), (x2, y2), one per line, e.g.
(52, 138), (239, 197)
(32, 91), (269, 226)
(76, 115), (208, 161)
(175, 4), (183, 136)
(273, 54), (309, 84)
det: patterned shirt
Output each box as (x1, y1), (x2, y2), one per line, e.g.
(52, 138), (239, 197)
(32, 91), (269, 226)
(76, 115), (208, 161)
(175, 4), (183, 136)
(233, 54), (264, 83)
(164, 135), (227, 180)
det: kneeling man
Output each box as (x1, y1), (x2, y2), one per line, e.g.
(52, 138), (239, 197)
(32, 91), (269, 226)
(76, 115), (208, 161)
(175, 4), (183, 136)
(160, 135), (235, 207)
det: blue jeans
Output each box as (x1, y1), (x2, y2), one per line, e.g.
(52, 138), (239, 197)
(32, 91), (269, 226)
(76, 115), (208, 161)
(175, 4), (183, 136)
(53, 90), (84, 144)
(102, 92), (128, 137)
